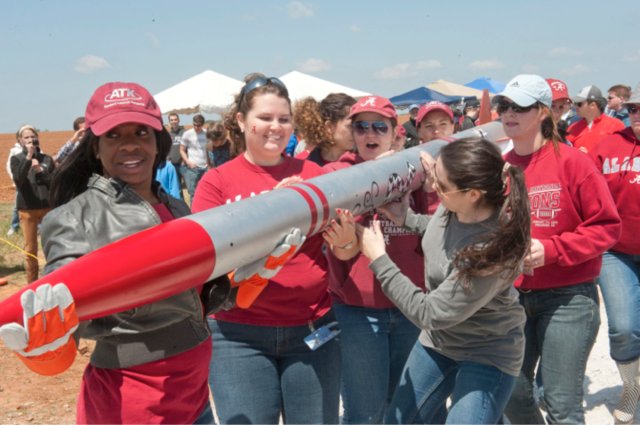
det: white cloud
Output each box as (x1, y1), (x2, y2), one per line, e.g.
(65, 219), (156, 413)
(374, 63), (414, 80)
(468, 59), (505, 71)
(415, 59), (442, 70)
(560, 64), (590, 76)
(548, 47), (582, 57)
(74, 55), (110, 74)
(298, 58), (331, 73)
(146, 33), (159, 48)
(288, 1), (313, 19)
(522, 63), (539, 73)
(349, 24), (361, 32)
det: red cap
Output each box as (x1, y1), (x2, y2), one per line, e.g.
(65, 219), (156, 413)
(545, 78), (570, 102)
(348, 95), (397, 120)
(85, 82), (164, 136)
(395, 125), (406, 137)
(416, 101), (453, 125)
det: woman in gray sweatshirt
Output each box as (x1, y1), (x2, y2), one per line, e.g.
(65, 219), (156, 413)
(360, 139), (530, 424)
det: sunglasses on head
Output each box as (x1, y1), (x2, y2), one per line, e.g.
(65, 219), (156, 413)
(239, 76), (288, 104)
(497, 100), (540, 115)
(352, 120), (390, 136)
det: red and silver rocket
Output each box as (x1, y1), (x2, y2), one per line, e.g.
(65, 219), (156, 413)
(0, 122), (508, 325)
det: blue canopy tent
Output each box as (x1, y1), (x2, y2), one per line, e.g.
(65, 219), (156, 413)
(390, 86), (475, 108)
(464, 77), (506, 94)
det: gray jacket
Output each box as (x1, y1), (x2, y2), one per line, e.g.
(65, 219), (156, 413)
(370, 206), (525, 376)
(41, 174), (210, 369)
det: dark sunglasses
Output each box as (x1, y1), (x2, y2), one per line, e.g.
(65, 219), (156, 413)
(239, 76), (288, 104)
(352, 121), (390, 136)
(497, 100), (540, 115)
(627, 105), (640, 115)
(574, 102), (584, 108)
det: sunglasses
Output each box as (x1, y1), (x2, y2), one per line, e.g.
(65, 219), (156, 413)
(497, 100), (540, 115)
(434, 181), (470, 197)
(352, 121), (390, 136)
(627, 105), (640, 115)
(239, 76), (288, 104)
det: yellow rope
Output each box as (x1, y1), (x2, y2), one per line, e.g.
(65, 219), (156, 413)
(0, 237), (41, 262)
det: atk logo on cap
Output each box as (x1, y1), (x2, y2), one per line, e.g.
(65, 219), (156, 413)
(549, 81), (566, 92)
(360, 96), (377, 107)
(105, 88), (143, 103)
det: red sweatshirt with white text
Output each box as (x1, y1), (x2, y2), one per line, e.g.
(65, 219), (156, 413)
(590, 127), (640, 254)
(505, 142), (621, 290)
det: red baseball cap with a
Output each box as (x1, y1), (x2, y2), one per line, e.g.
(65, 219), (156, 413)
(416, 101), (454, 125)
(85, 82), (164, 136)
(348, 95), (397, 120)
(545, 78), (570, 102)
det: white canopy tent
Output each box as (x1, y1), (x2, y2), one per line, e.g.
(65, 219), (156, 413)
(279, 70), (370, 103)
(154, 70), (243, 115)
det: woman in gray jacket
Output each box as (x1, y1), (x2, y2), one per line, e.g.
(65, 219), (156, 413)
(360, 140), (531, 424)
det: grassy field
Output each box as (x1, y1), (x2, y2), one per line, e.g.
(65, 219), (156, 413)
(0, 200), (34, 285)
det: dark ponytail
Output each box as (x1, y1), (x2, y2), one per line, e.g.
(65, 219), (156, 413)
(440, 140), (531, 286)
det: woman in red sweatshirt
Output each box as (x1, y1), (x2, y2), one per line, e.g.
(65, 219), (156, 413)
(497, 74), (621, 424)
(590, 93), (640, 424)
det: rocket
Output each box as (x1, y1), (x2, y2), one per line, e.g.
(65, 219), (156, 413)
(0, 122), (507, 326)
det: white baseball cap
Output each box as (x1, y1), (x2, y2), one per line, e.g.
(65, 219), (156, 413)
(496, 74), (552, 108)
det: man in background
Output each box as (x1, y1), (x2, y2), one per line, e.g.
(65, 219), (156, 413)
(567, 85), (625, 154)
(402, 104), (420, 148)
(606, 84), (631, 126)
(54, 116), (85, 166)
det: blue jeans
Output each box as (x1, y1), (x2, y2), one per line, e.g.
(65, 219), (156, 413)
(504, 282), (600, 424)
(194, 402), (214, 424)
(599, 251), (640, 362)
(208, 312), (341, 424)
(386, 344), (516, 424)
(181, 165), (207, 203)
(11, 194), (19, 230)
(333, 304), (419, 424)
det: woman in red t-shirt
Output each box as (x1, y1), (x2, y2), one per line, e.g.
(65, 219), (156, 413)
(192, 73), (340, 424)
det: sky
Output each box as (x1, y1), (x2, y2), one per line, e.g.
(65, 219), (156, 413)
(2, 0), (639, 133)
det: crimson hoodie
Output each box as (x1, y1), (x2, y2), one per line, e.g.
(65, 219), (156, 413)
(505, 142), (621, 290)
(591, 127), (640, 254)
(321, 151), (429, 308)
(566, 113), (625, 154)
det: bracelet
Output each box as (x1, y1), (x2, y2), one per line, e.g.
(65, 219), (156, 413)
(337, 240), (356, 250)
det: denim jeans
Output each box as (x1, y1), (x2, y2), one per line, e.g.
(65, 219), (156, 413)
(598, 251), (640, 362)
(504, 282), (600, 424)
(207, 312), (341, 424)
(385, 344), (516, 424)
(11, 193), (20, 230)
(333, 304), (420, 424)
(194, 402), (214, 424)
(181, 165), (207, 204)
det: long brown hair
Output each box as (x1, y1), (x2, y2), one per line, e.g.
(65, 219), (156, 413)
(440, 140), (531, 286)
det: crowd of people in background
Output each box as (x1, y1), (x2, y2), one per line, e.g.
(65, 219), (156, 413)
(1, 73), (640, 424)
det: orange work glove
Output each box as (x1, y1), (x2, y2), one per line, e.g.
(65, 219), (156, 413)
(230, 228), (305, 309)
(0, 283), (79, 376)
